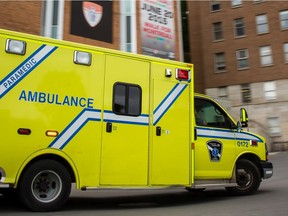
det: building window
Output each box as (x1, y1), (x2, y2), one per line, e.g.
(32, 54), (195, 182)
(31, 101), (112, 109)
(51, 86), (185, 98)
(234, 18), (245, 37)
(260, 46), (273, 66)
(236, 49), (249, 69)
(241, 84), (251, 103)
(284, 43), (288, 63)
(213, 22), (223, 40)
(41, 0), (64, 39)
(264, 81), (276, 100)
(120, 0), (137, 53)
(113, 83), (142, 116)
(253, 0), (264, 3)
(256, 14), (269, 34)
(218, 87), (228, 99)
(211, 0), (221, 12)
(279, 10), (288, 30)
(267, 117), (281, 137)
(231, 0), (242, 7)
(214, 52), (226, 72)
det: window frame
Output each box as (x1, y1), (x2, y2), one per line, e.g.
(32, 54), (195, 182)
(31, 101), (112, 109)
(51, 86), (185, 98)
(213, 22), (223, 41)
(236, 49), (249, 69)
(214, 52), (226, 73)
(260, 45), (273, 66)
(284, 42), (288, 63)
(234, 18), (245, 37)
(218, 86), (228, 99)
(267, 116), (281, 137)
(210, 0), (221, 12)
(279, 10), (288, 30)
(231, 0), (243, 7)
(256, 14), (269, 34)
(113, 82), (142, 116)
(241, 83), (251, 103)
(264, 81), (277, 101)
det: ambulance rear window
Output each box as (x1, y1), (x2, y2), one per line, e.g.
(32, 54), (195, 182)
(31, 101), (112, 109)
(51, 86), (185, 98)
(113, 83), (142, 116)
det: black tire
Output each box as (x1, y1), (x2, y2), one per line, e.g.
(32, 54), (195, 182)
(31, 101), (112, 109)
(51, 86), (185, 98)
(226, 159), (261, 195)
(17, 159), (71, 212)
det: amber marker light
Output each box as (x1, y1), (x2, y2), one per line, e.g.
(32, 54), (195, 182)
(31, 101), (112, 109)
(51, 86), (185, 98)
(46, 130), (59, 137)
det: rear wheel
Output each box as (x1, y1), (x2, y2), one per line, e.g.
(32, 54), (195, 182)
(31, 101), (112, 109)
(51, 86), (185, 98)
(226, 159), (261, 195)
(17, 160), (71, 211)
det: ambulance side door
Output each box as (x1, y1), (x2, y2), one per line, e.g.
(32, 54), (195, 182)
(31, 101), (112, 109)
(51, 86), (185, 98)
(194, 97), (236, 179)
(100, 55), (150, 186)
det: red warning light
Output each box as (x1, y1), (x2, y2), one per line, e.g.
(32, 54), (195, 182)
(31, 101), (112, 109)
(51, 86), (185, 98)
(176, 69), (190, 81)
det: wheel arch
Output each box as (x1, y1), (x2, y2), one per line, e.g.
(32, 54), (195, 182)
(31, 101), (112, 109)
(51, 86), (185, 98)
(236, 153), (264, 178)
(15, 150), (78, 188)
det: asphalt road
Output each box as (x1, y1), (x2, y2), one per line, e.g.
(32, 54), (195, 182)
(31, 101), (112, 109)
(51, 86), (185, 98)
(0, 151), (287, 216)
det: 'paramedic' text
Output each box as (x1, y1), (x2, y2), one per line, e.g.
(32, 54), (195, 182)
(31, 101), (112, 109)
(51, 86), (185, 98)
(2, 58), (37, 89)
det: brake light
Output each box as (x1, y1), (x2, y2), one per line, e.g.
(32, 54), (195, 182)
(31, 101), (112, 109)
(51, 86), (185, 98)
(17, 128), (31, 135)
(176, 69), (190, 81)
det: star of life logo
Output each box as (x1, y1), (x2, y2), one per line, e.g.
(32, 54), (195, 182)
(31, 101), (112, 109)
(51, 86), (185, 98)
(82, 1), (103, 27)
(207, 140), (223, 162)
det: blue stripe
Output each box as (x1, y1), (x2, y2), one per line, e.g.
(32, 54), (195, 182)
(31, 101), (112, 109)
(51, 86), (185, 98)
(103, 119), (148, 126)
(153, 84), (179, 115)
(153, 84), (188, 125)
(104, 110), (149, 117)
(59, 118), (100, 150)
(48, 108), (101, 149)
(103, 110), (149, 126)
(198, 134), (235, 141)
(196, 127), (262, 142)
(0, 45), (57, 99)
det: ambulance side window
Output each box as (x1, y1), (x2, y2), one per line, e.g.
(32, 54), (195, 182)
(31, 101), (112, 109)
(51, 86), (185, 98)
(195, 98), (235, 129)
(113, 82), (142, 116)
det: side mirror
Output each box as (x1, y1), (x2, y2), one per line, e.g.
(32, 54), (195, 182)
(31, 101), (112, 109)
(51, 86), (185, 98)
(240, 108), (248, 127)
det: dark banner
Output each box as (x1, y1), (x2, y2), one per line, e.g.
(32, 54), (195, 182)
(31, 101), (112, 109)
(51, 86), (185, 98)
(70, 0), (113, 43)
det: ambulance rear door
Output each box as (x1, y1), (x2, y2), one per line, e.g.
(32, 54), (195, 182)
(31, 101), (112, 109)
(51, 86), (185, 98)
(150, 63), (192, 185)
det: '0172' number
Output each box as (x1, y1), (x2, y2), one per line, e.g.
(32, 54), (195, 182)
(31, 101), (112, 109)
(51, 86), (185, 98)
(237, 141), (249, 147)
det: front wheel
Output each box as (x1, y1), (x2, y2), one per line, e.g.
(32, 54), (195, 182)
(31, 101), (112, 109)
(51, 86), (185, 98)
(17, 160), (71, 211)
(226, 159), (261, 195)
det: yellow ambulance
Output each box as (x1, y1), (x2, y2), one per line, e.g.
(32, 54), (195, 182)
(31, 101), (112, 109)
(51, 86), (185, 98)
(0, 29), (273, 211)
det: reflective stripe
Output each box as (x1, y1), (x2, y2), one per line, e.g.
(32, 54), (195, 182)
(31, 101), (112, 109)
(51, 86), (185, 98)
(104, 111), (149, 125)
(49, 109), (101, 149)
(49, 83), (188, 149)
(153, 83), (187, 125)
(196, 127), (262, 142)
(0, 45), (57, 99)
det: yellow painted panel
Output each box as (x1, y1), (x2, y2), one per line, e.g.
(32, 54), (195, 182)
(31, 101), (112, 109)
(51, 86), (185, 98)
(151, 78), (190, 185)
(194, 130), (236, 179)
(100, 55), (150, 186)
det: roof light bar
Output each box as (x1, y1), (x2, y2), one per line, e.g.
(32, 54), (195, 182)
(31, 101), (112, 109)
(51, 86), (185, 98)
(74, 51), (92, 66)
(6, 39), (26, 55)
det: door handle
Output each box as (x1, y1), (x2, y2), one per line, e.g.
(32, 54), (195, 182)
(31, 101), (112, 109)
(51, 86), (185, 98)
(106, 122), (112, 133)
(156, 126), (161, 136)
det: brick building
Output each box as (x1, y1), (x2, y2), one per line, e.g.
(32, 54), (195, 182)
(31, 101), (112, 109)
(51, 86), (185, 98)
(0, 0), (183, 61)
(187, 0), (288, 151)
